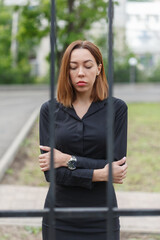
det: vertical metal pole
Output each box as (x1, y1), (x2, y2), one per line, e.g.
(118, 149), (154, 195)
(107, 0), (114, 239)
(11, 10), (19, 67)
(49, 0), (56, 239)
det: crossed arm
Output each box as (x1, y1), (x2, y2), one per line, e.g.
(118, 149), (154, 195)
(39, 100), (128, 189)
(39, 145), (127, 184)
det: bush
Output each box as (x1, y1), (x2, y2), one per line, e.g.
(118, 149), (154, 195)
(149, 62), (160, 82)
(0, 56), (35, 84)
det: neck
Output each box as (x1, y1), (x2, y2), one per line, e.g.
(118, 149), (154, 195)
(74, 92), (92, 105)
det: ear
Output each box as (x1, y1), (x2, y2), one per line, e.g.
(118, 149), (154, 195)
(97, 64), (102, 75)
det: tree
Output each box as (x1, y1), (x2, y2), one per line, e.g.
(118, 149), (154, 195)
(0, 0), (117, 83)
(56, 0), (107, 61)
(0, 0), (12, 83)
(17, 0), (109, 68)
(0, 0), (35, 84)
(149, 62), (160, 82)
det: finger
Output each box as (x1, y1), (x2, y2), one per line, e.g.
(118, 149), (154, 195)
(39, 159), (46, 163)
(114, 179), (123, 184)
(39, 145), (51, 151)
(119, 180), (123, 184)
(39, 163), (46, 168)
(123, 169), (128, 175)
(122, 163), (128, 172)
(41, 167), (49, 172)
(123, 174), (126, 179)
(39, 154), (46, 159)
(119, 169), (127, 178)
(117, 157), (126, 166)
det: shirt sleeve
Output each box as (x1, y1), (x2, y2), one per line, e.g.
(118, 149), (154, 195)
(76, 156), (108, 169)
(55, 167), (93, 189)
(114, 99), (128, 160)
(39, 102), (50, 182)
(39, 101), (94, 189)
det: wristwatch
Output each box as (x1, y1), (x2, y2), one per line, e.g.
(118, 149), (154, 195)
(67, 156), (77, 170)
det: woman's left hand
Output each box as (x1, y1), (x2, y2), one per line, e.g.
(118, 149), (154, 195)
(39, 146), (71, 171)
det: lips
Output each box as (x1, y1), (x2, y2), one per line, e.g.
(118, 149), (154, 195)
(77, 81), (87, 86)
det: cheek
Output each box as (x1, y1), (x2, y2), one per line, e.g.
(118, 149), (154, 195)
(89, 68), (97, 77)
(69, 72), (78, 87)
(90, 71), (97, 82)
(69, 71), (74, 82)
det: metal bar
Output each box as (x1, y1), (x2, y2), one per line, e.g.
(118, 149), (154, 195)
(1, 208), (160, 218)
(49, 0), (56, 239)
(107, 0), (114, 239)
(116, 209), (160, 217)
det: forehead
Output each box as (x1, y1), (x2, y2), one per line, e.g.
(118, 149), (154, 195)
(70, 48), (96, 63)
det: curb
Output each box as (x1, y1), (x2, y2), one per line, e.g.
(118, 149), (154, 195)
(0, 107), (40, 181)
(0, 84), (49, 91)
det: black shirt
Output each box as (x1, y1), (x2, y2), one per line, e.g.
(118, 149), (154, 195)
(39, 97), (128, 232)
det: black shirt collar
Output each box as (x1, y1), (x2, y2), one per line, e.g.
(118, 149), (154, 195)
(61, 99), (108, 120)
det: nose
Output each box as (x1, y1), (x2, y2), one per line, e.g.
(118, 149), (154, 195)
(78, 66), (85, 77)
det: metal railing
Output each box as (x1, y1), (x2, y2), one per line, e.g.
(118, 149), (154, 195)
(1, 1), (160, 240)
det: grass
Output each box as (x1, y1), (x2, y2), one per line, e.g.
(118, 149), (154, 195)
(1, 119), (48, 187)
(0, 226), (42, 240)
(1, 103), (160, 192)
(116, 103), (160, 192)
(1, 226), (160, 240)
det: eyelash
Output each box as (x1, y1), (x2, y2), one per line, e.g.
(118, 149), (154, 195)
(70, 66), (92, 70)
(85, 66), (92, 69)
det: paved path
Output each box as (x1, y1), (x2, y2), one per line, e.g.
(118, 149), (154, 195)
(0, 185), (160, 233)
(0, 85), (49, 180)
(113, 83), (160, 103)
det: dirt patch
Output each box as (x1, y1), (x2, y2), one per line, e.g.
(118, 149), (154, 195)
(0, 225), (42, 240)
(1, 120), (47, 187)
(0, 226), (160, 240)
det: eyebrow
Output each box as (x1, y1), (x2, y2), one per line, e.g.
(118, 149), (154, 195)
(70, 60), (93, 64)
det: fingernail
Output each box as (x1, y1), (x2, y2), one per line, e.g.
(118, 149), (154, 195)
(39, 145), (43, 148)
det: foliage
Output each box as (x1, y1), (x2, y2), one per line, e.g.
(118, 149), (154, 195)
(0, 0), (110, 83)
(24, 226), (42, 235)
(114, 51), (137, 83)
(56, 0), (107, 61)
(16, 0), (109, 67)
(148, 62), (160, 82)
(92, 34), (137, 83)
(0, 0), (35, 84)
(127, 0), (152, 2)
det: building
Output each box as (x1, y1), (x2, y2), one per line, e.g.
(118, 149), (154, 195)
(4, 0), (38, 6)
(114, 0), (160, 67)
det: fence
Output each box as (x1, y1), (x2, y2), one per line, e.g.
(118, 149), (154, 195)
(1, 1), (160, 240)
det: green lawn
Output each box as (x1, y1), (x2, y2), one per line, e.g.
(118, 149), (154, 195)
(116, 103), (160, 192)
(2, 103), (160, 192)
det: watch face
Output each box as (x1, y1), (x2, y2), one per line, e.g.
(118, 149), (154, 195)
(68, 159), (76, 170)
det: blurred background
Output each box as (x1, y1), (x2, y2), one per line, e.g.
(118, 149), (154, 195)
(0, 0), (160, 84)
(0, 1), (160, 240)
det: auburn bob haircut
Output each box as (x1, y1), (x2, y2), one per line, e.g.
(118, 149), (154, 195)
(57, 40), (109, 107)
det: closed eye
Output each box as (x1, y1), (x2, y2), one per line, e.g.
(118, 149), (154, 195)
(85, 66), (92, 69)
(70, 67), (77, 70)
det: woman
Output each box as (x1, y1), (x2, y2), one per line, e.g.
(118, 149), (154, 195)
(39, 40), (128, 240)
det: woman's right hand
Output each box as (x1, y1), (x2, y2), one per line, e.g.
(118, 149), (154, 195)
(39, 146), (71, 171)
(104, 157), (127, 184)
